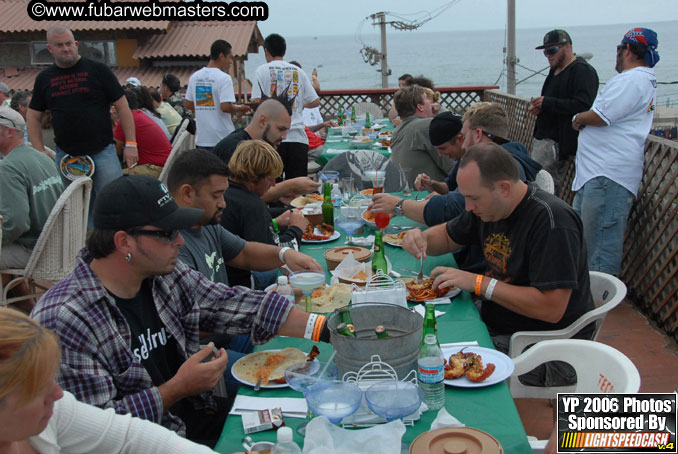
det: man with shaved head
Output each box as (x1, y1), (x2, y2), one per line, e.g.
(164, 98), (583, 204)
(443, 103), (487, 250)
(213, 98), (319, 204)
(27, 24), (136, 228)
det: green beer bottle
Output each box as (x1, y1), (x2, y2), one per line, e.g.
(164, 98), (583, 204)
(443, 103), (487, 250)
(337, 322), (357, 338)
(365, 111), (372, 129)
(351, 105), (357, 123)
(421, 303), (439, 347)
(321, 182), (334, 227)
(372, 230), (387, 275)
(337, 104), (344, 126)
(339, 305), (353, 326)
(375, 325), (389, 338)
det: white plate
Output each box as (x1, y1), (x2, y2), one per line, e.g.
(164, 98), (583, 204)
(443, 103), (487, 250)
(231, 349), (308, 389)
(301, 230), (341, 243)
(440, 346), (514, 388)
(384, 240), (402, 248)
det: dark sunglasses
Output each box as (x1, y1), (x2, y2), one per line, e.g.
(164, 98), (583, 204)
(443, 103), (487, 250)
(128, 229), (179, 243)
(616, 44), (627, 53)
(0, 114), (18, 129)
(481, 130), (509, 145)
(543, 45), (562, 57)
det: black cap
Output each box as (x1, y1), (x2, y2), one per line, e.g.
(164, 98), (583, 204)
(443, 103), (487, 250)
(93, 175), (203, 230)
(428, 112), (463, 146)
(536, 29), (572, 49)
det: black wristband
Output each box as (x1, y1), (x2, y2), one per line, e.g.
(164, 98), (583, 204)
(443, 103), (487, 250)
(318, 318), (331, 343)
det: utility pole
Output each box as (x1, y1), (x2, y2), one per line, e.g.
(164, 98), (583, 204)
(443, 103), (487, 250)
(506, 0), (516, 94)
(375, 12), (389, 88)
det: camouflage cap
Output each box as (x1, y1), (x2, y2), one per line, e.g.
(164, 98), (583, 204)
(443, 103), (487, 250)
(536, 29), (572, 49)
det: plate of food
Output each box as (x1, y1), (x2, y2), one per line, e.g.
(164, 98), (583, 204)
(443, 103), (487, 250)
(302, 224), (340, 243)
(383, 231), (407, 247)
(361, 210), (376, 228)
(441, 346), (514, 388)
(231, 347), (318, 388)
(291, 193), (323, 208)
(294, 283), (352, 313)
(403, 277), (461, 302)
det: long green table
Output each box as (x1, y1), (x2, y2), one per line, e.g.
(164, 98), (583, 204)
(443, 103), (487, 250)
(215, 209), (532, 454)
(315, 118), (395, 166)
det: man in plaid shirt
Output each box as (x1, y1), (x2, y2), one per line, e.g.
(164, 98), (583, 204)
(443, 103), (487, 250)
(32, 175), (330, 447)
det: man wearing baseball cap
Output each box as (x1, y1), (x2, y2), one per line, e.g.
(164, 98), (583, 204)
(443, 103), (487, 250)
(571, 27), (659, 275)
(0, 82), (10, 107)
(32, 174), (331, 446)
(529, 29), (598, 196)
(0, 106), (64, 296)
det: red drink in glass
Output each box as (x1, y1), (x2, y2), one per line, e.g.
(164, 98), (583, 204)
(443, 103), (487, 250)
(374, 212), (391, 229)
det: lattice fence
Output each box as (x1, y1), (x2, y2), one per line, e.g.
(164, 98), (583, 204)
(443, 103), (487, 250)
(317, 86), (492, 120)
(483, 89), (537, 154)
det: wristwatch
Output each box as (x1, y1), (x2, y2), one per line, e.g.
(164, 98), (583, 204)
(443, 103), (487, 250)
(394, 199), (405, 216)
(572, 114), (585, 129)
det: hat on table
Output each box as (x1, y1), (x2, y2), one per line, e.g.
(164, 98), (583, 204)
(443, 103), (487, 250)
(535, 29), (572, 49)
(93, 175), (203, 230)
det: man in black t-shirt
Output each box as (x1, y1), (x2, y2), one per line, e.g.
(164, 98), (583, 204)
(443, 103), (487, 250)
(26, 24), (137, 228)
(528, 29), (598, 196)
(403, 142), (594, 386)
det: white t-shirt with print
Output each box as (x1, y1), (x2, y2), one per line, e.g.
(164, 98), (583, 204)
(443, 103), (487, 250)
(251, 60), (319, 144)
(186, 67), (236, 147)
(574, 66), (656, 196)
(303, 107), (324, 127)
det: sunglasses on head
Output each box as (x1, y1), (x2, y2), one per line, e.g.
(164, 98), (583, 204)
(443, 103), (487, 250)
(543, 45), (562, 57)
(128, 229), (179, 243)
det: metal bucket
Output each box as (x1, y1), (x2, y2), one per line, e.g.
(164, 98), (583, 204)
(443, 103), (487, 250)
(329, 303), (423, 380)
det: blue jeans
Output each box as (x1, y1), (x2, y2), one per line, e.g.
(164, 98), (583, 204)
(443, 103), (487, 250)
(572, 176), (634, 275)
(56, 144), (123, 230)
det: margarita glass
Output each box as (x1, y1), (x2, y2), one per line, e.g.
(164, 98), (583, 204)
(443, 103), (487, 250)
(289, 271), (326, 312)
(305, 380), (363, 425)
(284, 361), (338, 435)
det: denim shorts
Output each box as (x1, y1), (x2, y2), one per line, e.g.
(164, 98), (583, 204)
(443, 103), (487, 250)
(572, 176), (634, 275)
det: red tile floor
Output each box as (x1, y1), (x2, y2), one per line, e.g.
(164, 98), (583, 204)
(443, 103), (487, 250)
(516, 299), (678, 440)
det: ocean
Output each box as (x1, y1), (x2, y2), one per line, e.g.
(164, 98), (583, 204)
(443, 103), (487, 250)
(244, 20), (678, 108)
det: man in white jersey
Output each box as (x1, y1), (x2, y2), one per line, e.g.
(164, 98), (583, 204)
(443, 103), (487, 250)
(185, 39), (251, 150)
(251, 33), (320, 179)
(571, 27), (659, 275)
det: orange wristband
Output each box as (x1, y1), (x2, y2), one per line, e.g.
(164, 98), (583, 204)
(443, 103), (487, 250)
(474, 274), (484, 296)
(312, 315), (326, 342)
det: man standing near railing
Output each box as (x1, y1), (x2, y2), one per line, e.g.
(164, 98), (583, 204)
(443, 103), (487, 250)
(529, 29), (598, 197)
(571, 28), (659, 276)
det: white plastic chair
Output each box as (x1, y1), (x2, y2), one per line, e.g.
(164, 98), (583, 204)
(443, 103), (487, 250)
(534, 169), (554, 194)
(508, 272), (626, 359)
(511, 339), (641, 453)
(354, 102), (383, 119)
(1, 177), (92, 306)
(159, 130), (193, 184)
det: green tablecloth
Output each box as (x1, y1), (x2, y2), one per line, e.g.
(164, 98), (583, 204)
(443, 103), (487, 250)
(315, 118), (395, 167)
(214, 207), (532, 454)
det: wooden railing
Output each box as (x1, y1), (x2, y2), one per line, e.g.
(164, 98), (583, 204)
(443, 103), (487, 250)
(483, 90), (537, 154)
(317, 85), (498, 120)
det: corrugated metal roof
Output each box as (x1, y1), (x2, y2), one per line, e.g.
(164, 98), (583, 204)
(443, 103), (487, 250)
(1, 65), (251, 93)
(133, 21), (262, 59)
(0, 0), (169, 34)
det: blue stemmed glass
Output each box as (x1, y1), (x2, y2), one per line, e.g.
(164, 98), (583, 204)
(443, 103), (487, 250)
(284, 361), (338, 436)
(335, 206), (364, 243)
(365, 380), (423, 422)
(305, 380), (363, 425)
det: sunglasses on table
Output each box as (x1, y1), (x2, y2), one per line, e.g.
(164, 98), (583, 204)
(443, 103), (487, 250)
(543, 45), (563, 57)
(127, 229), (180, 243)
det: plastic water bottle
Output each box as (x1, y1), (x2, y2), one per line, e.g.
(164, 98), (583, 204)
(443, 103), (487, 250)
(276, 276), (295, 304)
(331, 183), (343, 207)
(271, 426), (302, 454)
(418, 333), (445, 411)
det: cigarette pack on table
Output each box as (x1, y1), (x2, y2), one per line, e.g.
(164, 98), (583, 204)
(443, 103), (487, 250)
(241, 408), (284, 434)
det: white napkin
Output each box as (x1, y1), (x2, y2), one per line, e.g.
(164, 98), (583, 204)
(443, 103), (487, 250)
(413, 305), (445, 318)
(439, 341), (479, 349)
(303, 416), (406, 454)
(347, 235), (374, 247)
(229, 395), (308, 419)
(430, 407), (466, 430)
(325, 148), (347, 155)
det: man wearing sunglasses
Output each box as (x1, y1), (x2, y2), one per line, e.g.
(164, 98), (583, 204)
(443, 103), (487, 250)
(571, 28), (660, 276)
(32, 174), (332, 447)
(529, 29), (599, 197)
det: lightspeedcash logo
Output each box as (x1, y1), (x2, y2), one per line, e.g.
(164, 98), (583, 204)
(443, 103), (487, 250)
(27, 0), (269, 21)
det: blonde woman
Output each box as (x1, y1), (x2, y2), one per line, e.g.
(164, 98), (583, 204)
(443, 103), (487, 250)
(220, 140), (308, 288)
(0, 307), (216, 454)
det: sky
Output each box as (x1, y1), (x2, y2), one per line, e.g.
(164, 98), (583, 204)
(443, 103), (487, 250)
(256, 0), (678, 37)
